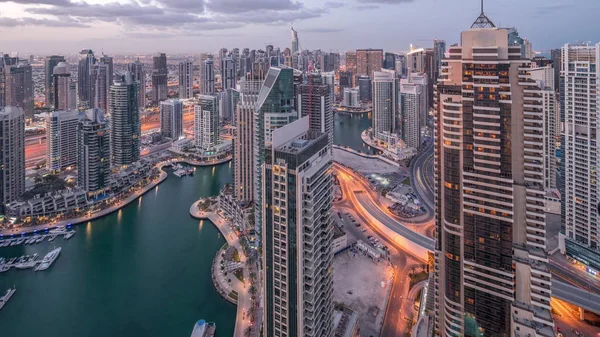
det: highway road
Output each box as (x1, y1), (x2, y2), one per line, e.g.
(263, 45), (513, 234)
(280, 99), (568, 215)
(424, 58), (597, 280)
(410, 140), (434, 212)
(334, 164), (427, 336)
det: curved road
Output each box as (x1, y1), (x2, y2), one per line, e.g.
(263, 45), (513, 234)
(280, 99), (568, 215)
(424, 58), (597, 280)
(410, 140), (434, 212)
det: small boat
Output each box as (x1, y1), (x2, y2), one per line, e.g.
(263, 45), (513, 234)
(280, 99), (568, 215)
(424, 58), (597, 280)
(64, 231), (75, 240)
(0, 287), (16, 310)
(49, 226), (67, 234)
(0, 265), (10, 273)
(35, 247), (62, 271)
(35, 236), (44, 244)
(190, 320), (207, 337)
(7, 258), (16, 264)
(14, 259), (37, 269)
(48, 234), (57, 242)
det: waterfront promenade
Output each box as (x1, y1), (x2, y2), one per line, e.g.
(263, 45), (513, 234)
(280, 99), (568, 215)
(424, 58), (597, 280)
(190, 201), (252, 337)
(0, 170), (169, 236)
(0, 156), (232, 237)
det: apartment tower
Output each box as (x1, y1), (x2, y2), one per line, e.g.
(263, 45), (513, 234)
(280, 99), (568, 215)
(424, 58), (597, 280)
(371, 71), (398, 140)
(433, 11), (554, 337)
(46, 110), (79, 171)
(559, 43), (600, 270)
(0, 106), (25, 212)
(262, 117), (334, 337)
(179, 60), (194, 99)
(110, 72), (140, 166)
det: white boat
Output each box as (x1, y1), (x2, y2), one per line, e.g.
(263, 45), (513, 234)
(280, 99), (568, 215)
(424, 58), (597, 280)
(48, 234), (57, 242)
(35, 236), (44, 243)
(0, 265), (9, 273)
(64, 231), (75, 240)
(50, 226), (67, 234)
(14, 254), (38, 269)
(35, 247), (62, 271)
(190, 320), (207, 337)
(0, 287), (16, 310)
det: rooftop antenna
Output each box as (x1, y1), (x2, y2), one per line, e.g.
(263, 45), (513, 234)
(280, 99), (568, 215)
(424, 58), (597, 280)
(471, 0), (496, 29)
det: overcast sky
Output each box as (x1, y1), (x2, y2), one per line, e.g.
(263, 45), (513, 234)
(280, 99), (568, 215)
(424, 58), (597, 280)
(0, 0), (598, 55)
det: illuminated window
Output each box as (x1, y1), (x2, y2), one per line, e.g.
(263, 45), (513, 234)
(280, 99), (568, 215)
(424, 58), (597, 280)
(478, 237), (485, 243)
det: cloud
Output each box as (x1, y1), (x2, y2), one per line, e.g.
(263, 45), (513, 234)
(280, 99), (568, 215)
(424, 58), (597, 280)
(304, 27), (343, 33)
(324, 1), (345, 8)
(355, 5), (379, 10)
(355, 0), (414, 3)
(0, 16), (88, 27)
(1, 0), (325, 39)
(205, 0), (302, 14)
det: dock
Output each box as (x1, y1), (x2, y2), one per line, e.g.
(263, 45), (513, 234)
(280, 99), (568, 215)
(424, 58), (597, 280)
(0, 230), (75, 248)
(0, 287), (16, 310)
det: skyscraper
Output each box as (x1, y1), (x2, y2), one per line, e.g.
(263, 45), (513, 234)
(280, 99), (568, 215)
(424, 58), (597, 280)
(78, 49), (96, 108)
(408, 73), (429, 128)
(221, 57), (236, 90)
(254, 67), (298, 240)
(345, 51), (357, 74)
(152, 53), (168, 104)
(179, 60), (194, 99)
(298, 73), (333, 151)
(99, 54), (114, 88)
(233, 73), (262, 205)
(194, 95), (219, 151)
(383, 52), (397, 70)
(78, 108), (110, 195)
(262, 117), (334, 337)
(371, 71), (398, 140)
(160, 99), (183, 140)
(358, 75), (371, 102)
(202, 59), (215, 95)
(46, 109), (79, 172)
(560, 43), (600, 269)
(110, 72), (140, 166)
(433, 39), (447, 84)
(128, 59), (146, 110)
(44, 55), (65, 108)
(53, 62), (76, 110)
(0, 106), (25, 212)
(530, 64), (558, 190)
(4, 62), (34, 117)
(291, 26), (299, 54)
(399, 78), (423, 149)
(356, 49), (383, 77)
(434, 13), (554, 336)
(92, 61), (110, 111)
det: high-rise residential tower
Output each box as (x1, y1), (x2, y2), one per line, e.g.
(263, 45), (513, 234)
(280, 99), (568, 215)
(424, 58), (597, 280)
(233, 73), (263, 205)
(44, 55), (65, 108)
(99, 54), (114, 88)
(110, 72), (140, 166)
(356, 49), (383, 78)
(179, 60), (194, 99)
(92, 61), (111, 111)
(262, 117), (334, 337)
(253, 67), (299, 237)
(78, 49), (96, 108)
(160, 99), (183, 140)
(298, 73), (333, 151)
(4, 62), (34, 117)
(221, 57), (236, 90)
(371, 71), (398, 140)
(128, 59), (146, 110)
(53, 62), (76, 110)
(203, 59), (215, 95)
(399, 78), (423, 149)
(345, 51), (357, 74)
(194, 95), (219, 151)
(433, 11), (554, 336)
(0, 106), (25, 212)
(78, 108), (110, 195)
(151, 53), (168, 104)
(559, 43), (600, 270)
(46, 109), (79, 172)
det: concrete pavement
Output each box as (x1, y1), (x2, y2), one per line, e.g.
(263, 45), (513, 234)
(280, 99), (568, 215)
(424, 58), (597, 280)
(189, 202), (253, 337)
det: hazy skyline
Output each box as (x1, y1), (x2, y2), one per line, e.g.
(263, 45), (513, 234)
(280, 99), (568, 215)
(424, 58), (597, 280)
(0, 0), (598, 55)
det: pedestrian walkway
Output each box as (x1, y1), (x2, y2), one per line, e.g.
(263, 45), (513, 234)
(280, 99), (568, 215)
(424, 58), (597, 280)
(190, 201), (253, 337)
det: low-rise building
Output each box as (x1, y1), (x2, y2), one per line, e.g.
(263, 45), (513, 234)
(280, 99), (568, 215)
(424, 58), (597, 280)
(333, 304), (360, 337)
(333, 225), (348, 254)
(218, 184), (251, 231)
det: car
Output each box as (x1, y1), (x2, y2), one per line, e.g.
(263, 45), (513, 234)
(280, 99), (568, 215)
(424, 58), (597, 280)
(361, 229), (367, 232)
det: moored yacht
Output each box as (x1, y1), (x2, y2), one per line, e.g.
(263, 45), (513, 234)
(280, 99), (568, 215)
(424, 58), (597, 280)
(35, 247), (62, 271)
